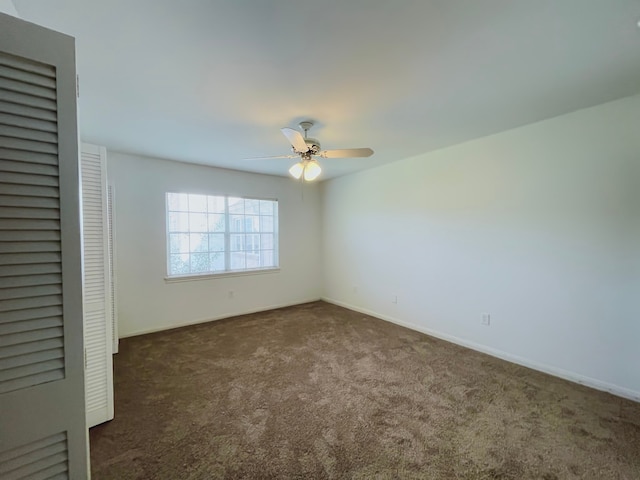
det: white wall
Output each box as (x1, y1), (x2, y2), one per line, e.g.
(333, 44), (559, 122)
(107, 152), (322, 337)
(322, 94), (640, 400)
(0, 0), (18, 16)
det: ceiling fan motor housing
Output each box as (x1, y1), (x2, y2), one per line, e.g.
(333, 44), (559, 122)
(305, 138), (321, 154)
(298, 122), (321, 154)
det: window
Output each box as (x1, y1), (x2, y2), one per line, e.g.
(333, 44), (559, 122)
(166, 193), (278, 277)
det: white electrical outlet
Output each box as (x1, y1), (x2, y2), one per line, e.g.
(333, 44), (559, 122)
(392, 294), (398, 304)
(353, 285), (358, 294)
(228, 290), (234, 299)
(481, 313), (490, 326)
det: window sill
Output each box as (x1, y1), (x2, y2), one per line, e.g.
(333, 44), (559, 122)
(165, 267), (280, 283)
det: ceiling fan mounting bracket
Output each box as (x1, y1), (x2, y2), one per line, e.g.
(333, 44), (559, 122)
(299, 121), (314, 133)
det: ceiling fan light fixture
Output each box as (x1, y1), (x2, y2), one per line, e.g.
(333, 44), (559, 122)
(289, 162), (304, 179)
(303, 160), (322, 181)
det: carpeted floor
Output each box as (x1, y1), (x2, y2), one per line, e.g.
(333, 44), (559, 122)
(90, 301), (640, 479)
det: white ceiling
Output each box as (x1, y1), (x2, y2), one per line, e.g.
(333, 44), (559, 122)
(13, 0), (640, 180)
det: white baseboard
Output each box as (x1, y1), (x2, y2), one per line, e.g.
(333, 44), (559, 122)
(322, 297), (640, 403)
(119, 298), (322, 339)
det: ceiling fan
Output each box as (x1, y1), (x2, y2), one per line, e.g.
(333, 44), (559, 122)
(246, 121), (374, 181)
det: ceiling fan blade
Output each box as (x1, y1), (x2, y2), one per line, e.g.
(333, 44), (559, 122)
(242, 154), (298, 160)
(319, 148), (374, 159)
(281, 127), (309, 153)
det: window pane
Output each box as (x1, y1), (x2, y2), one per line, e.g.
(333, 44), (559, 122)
(228, 197), (244, 214)
(208, 214), (225, 232)
(261, 250), (274, 267)
(168, 193), (189, 212)
(190, 233), (208, 252)
(230, 215), (245, 232)
(189, 213), (208, 232)
(260, 234), (274, 250)
(246, 252), (260, 269)
(260, 216), (274, 232)
(245, 199), (260, 214)
(246, 234), (260, 252)
(230, 252), (246, 270)
(170, 254), (190, 275)
(209, 252), (225, 271)
(208, 196), (226, 213)
(230, 234), (244, 251)
(169, 233), (189, 253)
(168, 212), (189, 232)
(189, 194), (207, 213)
(245, 216), (259, 232)
(209, 234), (225, 252)
(190, 253), (209, 273)
(259, 200), (273, 215)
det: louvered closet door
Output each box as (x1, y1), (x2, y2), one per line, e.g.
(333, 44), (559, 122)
(81, 143), (114, 428)
(0, 12), (88, 479)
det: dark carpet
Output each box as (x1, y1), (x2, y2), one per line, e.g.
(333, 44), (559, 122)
(90, 301), (640, 479)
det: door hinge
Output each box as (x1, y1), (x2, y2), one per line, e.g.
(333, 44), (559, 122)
(84, 348), (87, 369)
(76, 74), (80, 98)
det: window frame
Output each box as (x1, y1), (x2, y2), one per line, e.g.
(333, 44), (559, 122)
(165, 192), (279, 280)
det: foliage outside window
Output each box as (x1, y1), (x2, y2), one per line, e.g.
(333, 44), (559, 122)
(166, 193), (278, 277)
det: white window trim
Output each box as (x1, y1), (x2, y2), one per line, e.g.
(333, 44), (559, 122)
(164, 266), (281, 283)
(165, 193), (279, 280)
